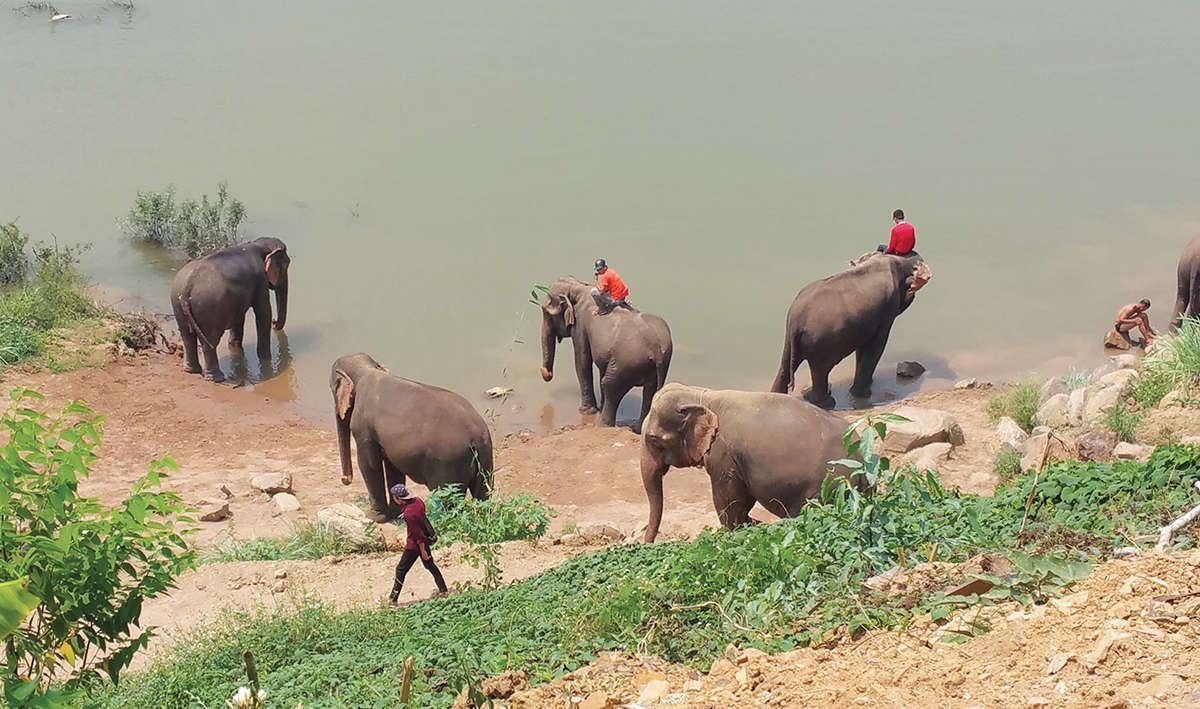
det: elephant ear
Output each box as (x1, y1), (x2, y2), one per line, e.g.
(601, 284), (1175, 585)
(560, 295), (575, 328)
(679, 405), (718, 466)
(333, 370), (354, 419)
(264, 248), (289, 288)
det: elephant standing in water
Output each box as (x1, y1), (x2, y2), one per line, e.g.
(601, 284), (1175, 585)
(1171, 234), (1200, 329)
(331, 353), (493, 522)
(639, 383), (863, 542)
(170, 237), (290, 382)
(771, 253), (927, 408)
(539, 277), (673, 429)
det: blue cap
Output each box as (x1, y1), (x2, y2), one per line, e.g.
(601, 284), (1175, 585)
(389, 484), (410, 499)
(594, 258), (607, 273)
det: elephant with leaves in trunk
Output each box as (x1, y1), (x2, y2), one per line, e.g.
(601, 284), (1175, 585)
(771, 252), (927, 408)
(170, 237), (290, 382)
(640, 383), (863, 543)
(331, 353), (492, 522)
(539, 277), (673, 429)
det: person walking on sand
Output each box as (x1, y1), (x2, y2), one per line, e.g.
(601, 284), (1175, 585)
(1115, 299), (1157, 347)
(387, 484), (448, 605)
(880, 209), (916, 255)
(591, 258), (629, 314)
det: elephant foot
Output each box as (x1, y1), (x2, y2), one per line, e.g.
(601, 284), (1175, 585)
(369, 510), (391, 524)
(184, 363), (202, 374)
(849, 386), (872, 399)
(206, 371), (227, 384)
(579, 403), (599, 415)
(804, 391), (836, 410)
(256, 347), (271, 359)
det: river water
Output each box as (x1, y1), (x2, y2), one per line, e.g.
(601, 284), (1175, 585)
(4, 1), (1199, 431)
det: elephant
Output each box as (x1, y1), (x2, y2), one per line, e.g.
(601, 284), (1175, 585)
(170, 237), (290, 382)
(770, 252), (926, 408)
(1171, 234), (1200, 330)
(331, 353), (493, 523)
(640, 383), (863, 543)
(539, 276), (673, 429)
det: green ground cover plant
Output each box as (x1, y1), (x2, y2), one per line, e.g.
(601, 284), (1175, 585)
(986, 381), (1040, 432)
(426, 486), (551, 546)
(122, 182), (246, 258)
(202, 522), (371, 564)
(992, 449), (1022, 482)
(1104, 401), (1141, 443)
(100, 425), (1200, 708)
(1128, 367), (1172, 408)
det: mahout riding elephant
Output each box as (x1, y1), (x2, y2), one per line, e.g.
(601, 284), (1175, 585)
(639, 383), (863, 542)
(331, 353), (493, 522)
(170, 237), (290, 382)
(539, 276), (673, 429)
(1171, 234), (1200, 329)
(770, 252), (927, 408)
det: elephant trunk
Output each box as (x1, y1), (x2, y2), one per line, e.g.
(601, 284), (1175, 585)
(539, 317), (556, 381)
(272, 277), (288, 330)
(641, 448), (668, 543)
(336, 413), (353, 485)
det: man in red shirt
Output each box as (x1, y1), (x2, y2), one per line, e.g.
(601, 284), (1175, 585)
(591, 259), (630, 314)
(387, 484), (448, 605)
(881, 209), (916, 255)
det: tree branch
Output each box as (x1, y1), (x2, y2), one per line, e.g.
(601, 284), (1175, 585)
(1156, 481), (1200, 552)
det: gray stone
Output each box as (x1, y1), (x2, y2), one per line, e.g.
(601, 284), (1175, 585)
(316, 503), (375, 550)
(996, 417), (1028, 454)
(271, 580), (286, 593)
(954, 378), (978, 390)
(1159, 389), (1184, 408)
(1114, 442), (1154, 462)
(274, 569), (288, 579)
(272, 492), (301, 513)
(1104, 329), (1132, 350)
(1067, 388), (1087, 425)
(251, 472), (293, 495)
(1021, 433), (1072, 472)
(218, 484), (234, 499)
(1083, 385), (1123, 425)
(577, 523), (625, 543)
(1098, 368), (1138, 391)
(884, 406), (965, 454)
(1038, 378), (1070, 406)
(197, 500), (230, 522)
(896, 361), (926, 378)
(1109, 354), (1142, 371)
(1034, 393), (1070, 429)
(1091, 360), (1118, 382)
(901, 442), (953, 471)
(1031, 425), (1051, 437)
(1075, 430), (1118, 462)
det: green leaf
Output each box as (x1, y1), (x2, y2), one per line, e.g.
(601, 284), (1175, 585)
(0, 578), (40, 639)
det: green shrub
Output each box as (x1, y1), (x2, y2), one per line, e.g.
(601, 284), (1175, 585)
(1, 389), (196, 705)
(427, 486), (551, 545)
(122, 182), (246, 258)
(0, 236), (96, 372)
(993, 449), (1022, 482)
(202, 522), (371, 564)
(1142, 318), (1200, 397)
(1061, 370), (1091, 390)
(1104, 402), (1141, 443)
(987, 381), (1040, 432)
(0, 222), (30, 285)
(1128, 368), (1172, 408)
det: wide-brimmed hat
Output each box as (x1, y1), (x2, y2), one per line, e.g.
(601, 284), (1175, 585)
(389, 483), (411, 500)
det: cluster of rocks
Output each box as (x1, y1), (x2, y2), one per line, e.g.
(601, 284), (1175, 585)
(317, 503), (405, 551)
(883, 405), (966, 472)
(193, 472), (301, 524)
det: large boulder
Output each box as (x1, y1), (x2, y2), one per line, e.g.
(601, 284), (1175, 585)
(1103, 329), (1132, 350)
(1091, 360), (1118, 382)
(1083, 385), (1123, 426)
(251, 472), (293, 495)
(196, 500), (230, 522)
(1114, 442), (1154, 463)
(1021, 432), (1071, 472)
(1066, 387), (1087, 425)
(1160, 389), (1184, 408)
(1075, 430), (1118, 462)
(1034, 393), (1069, 428)
(1038, 378), (1070, 406)
(896, 361), (926, 378)
(1109, 354), (1142, 371)
(1098, 369), (1138, 391)
(995, 416), (1028, 453)
(273, 492), (301, 513)
(317, 503), (377, 550)
(901, 442), (953, 471)
(954, 378), (978, 390)
(885, 407), (965, 454)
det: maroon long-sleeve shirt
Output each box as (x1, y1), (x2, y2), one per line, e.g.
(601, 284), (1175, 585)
(399, 498), (435, 551)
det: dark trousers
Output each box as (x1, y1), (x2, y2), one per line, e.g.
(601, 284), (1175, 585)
(390, 547), (448, 600)
(590, 288), (627, 313)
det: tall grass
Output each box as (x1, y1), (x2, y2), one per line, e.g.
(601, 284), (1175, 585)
(1145, 316), (1200, 395)
(1061, 370), (1091, 390)
(1104, 402), (1141, 443)
(986, 381), (1040, 432)
(202, 522), (375, 563)
(122, 182), (246, 258)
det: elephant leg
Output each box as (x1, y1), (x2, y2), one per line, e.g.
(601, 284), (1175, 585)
(252, 294), (272, 359)
(636, 376), (659, 434)
(708, 472), (754, 530)
(179, 325), (202, 374)
(199, 336), (225, 383)
(573, 339), (599, 414)
(850, 324), (893, 398)
(599, 372), (634, 427)
(804, 358), (836, 409)
(357, 440), (391, 523)
(228, 312), (246, 352)
(381, 458), (406, 519)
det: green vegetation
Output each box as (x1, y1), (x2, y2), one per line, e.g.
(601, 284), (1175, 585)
(1104, 401), (1141, 443)
(1128, 367), (1172, 408)
(1061, 369), (1091, 390)
(986, 381), (1040, 432)
(122, 182), (246, 258)
(0, 222), (29, 285)
(426, 486), (551, 546)
(101, 423), (1200, 708)
(202, 522), (374, 564)
(1140, 316), (1200, 399)
(1, 390), (196, 706)
(993, 449), (1022, 482)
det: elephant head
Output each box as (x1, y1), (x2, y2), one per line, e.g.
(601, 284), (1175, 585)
(539, 283), (577, 382)
(254, 237), (290, 330)
(639, 383), (718, 543)
(330, 353), (389, 485)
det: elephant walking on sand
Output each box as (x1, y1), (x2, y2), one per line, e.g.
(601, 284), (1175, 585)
(539, 276), (673, 429)
(331, 353), (493, 522)
(1171, 234), (1200, 329)
(170, 237), (290, 382)
(771, 252), (928, 409)
(640, 383), (863, 543)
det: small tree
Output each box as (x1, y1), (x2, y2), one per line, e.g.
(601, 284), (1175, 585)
(0, 389), (197, 706)
(0, 222), (30, 285)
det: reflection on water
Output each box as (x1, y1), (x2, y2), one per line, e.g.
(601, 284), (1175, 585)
(219, 330), (297, 401)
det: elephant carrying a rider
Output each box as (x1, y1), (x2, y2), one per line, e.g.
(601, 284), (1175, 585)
(539, 276), (673, 430)
(170, 237), (290, 382)
(639, 383), (864, 543)
(331, 353), (493, 523)
(771, 252), (929, 408)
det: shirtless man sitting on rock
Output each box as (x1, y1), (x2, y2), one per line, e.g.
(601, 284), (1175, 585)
(1115, 299), (1157, 347)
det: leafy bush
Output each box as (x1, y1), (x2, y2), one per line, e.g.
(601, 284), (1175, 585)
(122, 182), (246, 258)
(426, 486), (551, 545)
(0, 235), (96, 372)
(1141, 317), (1200, 398)
(0, 222), (30, 285)
(101, 425), (1200, 708)
(1, 389), (196, 705)
(1104, 402), (1141, 443)
(1128, 367), (1172, 408)
(202, 522), (370, 563)
(987, 381), (1040, 432)
(993, 449), (1022, 482)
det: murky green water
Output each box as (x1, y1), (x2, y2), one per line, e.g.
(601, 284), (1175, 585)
(4, 1), (1199, 430)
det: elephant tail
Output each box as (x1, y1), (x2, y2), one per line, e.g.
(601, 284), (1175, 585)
(771, 334), (800, 394)
(178, 271), (216, 351)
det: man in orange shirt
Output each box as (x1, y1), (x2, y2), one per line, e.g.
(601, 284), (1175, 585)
(591, 259), (629, 314)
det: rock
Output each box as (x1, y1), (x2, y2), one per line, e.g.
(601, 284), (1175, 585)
(274, 569), (287, 579)
(1104, 329), (1132, 350)
(377, 523), (406, 551)
(196, 500), (230, 522)
(1031, 425), (1051, 436)
(1021, 433), (1071, 472)
(271, 580), (286, 593)
(1034, 393), (1070, 428)
(1159, 389), (1184, 408)
(1027, 697), (1051, 707)
(1110, 353), (1142, 371)
(316, 503), (375, 549)
(1181, 435), (1200, 446)
(1067, 387), (1087, 424)
(559, 533), (586, 547)
(1081, 627), (1130, 668)
(484, 386), (513, 399)
(577, 523), (625, 543)
(218, 484), (234, 499)
(996, 417), (1028, 453)
(1045, 652), (1072, 675)
(683, 680), (703, 692)
(896, 361), (926, 378)
(480, 670), (528, 699)
(1083, 385), (1123, 425)
(1039, 378), (1070, 405)
(251, 472), (292, 495)
(884, 407), (965, 454)
(901, 442), (953, 471)
(1091, 360), (1118, 381)
(579, 692), (617, 709)
(1075, 430), (1118, 461)
(638, 679), (670, 704)
(273, 492), (301, 513)
(1114, 442), (1154, 462)
(954, 378), (978, 389)
(1098, 368), (1139, 391)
